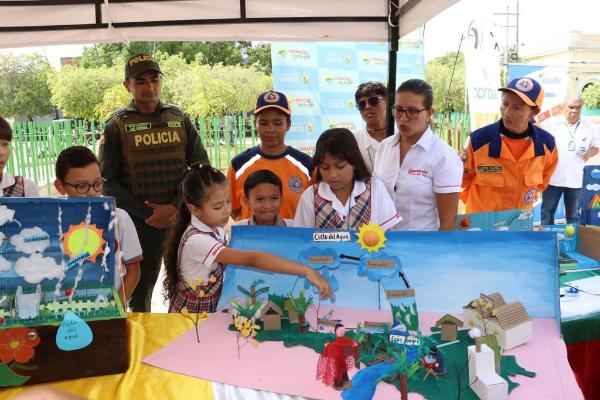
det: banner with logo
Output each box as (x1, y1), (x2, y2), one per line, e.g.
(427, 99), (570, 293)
(463, 22), (502, 132)
(272, 40), (424, 153)
(507, 64), (568, 124)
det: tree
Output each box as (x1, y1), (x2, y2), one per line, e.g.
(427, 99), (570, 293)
(49, 66), (121, 119)
(0, 53), (54, 119)
(425, 52), (466, 114)
(78, 41), (272, 73)
(582, 83), (600, 109)
(246, 43), (272, 74)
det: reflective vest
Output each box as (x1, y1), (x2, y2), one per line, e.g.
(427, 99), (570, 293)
(115, 107), (187, 204)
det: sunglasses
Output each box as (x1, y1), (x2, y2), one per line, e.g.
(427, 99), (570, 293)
(356, 96), (384, 111)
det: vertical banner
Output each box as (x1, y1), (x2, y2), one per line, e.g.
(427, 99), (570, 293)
(507, 64), (568, 124)
(272, 40), (424, 154)
(463, 24), (502, 132)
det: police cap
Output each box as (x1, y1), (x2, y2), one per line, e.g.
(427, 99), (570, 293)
(125, 53), (162, 80)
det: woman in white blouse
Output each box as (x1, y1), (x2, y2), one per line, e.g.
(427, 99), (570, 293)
(373, 79), (462, 231)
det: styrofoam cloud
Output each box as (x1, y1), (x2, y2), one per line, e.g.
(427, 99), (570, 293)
(10, 227), (50, 254)
(0, 205), (15, 226)
(586, 183), (600, 191)
(591, 169), (600, 179)
(0, 255), (11, 272)
(15, 253), (65, 284)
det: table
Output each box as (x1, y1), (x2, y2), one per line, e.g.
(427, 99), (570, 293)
(561, 269), (600, 400)
(0, 311), (584, 400)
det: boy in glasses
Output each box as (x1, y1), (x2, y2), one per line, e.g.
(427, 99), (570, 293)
(0, 117), (40, 197)
(54, 146), (142, 308)
(354, 82), (388, 173)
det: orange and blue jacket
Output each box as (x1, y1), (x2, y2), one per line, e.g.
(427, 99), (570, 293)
(461, 120), (558, 213)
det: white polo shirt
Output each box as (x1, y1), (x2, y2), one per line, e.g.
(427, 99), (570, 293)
(373, 126), (462, 231)
(114, 208), (143, 289)
(542, 117), (600, 188)
(0, 171), (39, 197)
(179, 215), (227, 284)
(293, 177), (401, 231)
(354, 128), (381, 174)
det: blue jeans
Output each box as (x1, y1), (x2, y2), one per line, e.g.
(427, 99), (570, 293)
(541, 185), (583, 225)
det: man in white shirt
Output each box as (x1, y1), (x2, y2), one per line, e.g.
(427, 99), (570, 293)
(353, 82), (388, 173)
(541, 96), (600, 225)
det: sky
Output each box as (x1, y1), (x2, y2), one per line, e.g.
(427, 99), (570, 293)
(423, 0), (600, 61)
(1, 0), (600, 68)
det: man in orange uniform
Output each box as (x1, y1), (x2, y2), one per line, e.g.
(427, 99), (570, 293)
(461, 77), (558, 213)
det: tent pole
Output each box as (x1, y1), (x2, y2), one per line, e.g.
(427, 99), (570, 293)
(387, 0), (400, 137)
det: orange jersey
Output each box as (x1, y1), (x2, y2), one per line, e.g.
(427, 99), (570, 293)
(227, 146), (313, 220)
(461, 121), (558, 213)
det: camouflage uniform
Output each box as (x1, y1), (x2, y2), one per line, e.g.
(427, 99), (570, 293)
(100, 99), (209, 311)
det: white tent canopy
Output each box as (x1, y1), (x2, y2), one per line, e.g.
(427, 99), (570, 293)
(0, 0), (458, 48)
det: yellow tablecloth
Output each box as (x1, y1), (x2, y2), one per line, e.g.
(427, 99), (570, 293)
(0, 313), (213, 400)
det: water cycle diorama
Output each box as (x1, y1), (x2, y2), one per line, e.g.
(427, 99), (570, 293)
(0, 198), (127, 387)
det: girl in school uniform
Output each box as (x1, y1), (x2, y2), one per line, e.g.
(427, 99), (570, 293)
(163, 164), (332, 314)
(293, 128), (401, 231)
(0, 117), (39, 197)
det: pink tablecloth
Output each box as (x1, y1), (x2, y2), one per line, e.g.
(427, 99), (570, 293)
(144, 307), (583, 400)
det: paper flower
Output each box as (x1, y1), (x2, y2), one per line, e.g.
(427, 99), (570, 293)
(0, 327), (41, 364)
(234, 316), (260, 338)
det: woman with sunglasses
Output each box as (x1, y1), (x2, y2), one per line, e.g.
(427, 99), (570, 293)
(353, 82), (388, 173)
(373, 79), (462, 231)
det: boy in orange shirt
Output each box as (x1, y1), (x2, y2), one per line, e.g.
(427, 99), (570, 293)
(228, 91), (313, 220)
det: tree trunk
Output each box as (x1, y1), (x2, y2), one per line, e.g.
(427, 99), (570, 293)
(400, 373), (408, 400)
(298, 313), (306, 333)
(250, 286), (256, 305)
(495, 356), (501, 374)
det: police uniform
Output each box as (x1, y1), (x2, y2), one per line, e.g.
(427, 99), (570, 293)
(100, 99), (209, 312)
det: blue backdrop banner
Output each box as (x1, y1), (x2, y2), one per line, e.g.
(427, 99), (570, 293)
(271, 40), (424, 153)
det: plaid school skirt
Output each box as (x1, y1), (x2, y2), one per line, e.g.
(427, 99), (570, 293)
(168, 271), (224, 314)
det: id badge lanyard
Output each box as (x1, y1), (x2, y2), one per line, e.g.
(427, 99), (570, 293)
(567, 121), (580, 151)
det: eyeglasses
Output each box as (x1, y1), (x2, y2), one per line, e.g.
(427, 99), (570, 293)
(63, 179), (104, 194)
(357, 96), (384, 111)
(390, 106), (429, 120)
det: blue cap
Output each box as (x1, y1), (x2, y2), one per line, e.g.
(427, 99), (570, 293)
(498, 77), (544, 110)
(254, 91), (291, 115)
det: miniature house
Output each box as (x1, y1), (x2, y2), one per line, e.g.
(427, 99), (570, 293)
(468, 343), (508, 400)
(435, 314), (464, 341)
(259, 301), (283, 331)
(463, 292), (532, 350)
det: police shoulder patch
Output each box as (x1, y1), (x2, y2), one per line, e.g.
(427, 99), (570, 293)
(106, 107), (128, 123)
(166, 104), (183, 115)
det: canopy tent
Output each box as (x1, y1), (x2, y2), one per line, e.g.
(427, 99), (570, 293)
(0, 0), (458, 135)
(0, 0), (457, 48)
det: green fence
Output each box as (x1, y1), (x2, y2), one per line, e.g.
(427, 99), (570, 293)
(8, 113), (468, 195)
(9, 115), (257, 195)
(433, 112), (471, 152)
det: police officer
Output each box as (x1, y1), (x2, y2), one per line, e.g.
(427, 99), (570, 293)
(100, 53), (209, 312)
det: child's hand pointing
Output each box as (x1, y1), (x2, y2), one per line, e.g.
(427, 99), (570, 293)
(305, 268), (333, 299)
